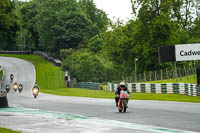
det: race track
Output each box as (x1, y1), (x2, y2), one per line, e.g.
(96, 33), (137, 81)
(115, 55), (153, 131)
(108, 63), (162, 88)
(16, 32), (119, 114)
(0, 57), (200, 133)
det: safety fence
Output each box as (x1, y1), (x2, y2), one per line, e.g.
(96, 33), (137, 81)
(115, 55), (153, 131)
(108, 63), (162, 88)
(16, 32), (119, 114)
(72, 82), (102, 90)
(122, 66), (196, 83)
(108, 82), (200, 96)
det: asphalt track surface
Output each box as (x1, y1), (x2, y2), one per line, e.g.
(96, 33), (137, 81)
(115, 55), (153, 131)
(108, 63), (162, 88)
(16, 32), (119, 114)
(0, 57), (200, 133)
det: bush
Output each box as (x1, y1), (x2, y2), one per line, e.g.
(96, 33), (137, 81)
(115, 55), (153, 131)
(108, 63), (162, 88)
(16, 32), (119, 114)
(62, 49), (116, 82)
(60, 48), (73, 60)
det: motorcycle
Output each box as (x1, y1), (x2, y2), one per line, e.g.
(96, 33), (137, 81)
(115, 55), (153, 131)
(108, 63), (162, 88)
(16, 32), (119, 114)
(18, 84), (23, 93)
(13, 82), (18, 92)
(5, 85), (10, 93)
(118, 90), (129, 113)
(10, 74), (14, 82)
(32, 85), (39, 98)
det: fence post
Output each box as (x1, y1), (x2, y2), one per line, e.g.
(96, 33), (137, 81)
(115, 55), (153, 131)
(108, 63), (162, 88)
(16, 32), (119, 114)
(174, 62), (178, 81)
(193, 68), (196, 78)
(144, 72), (146, 82)
(166, 68), (169, 79)
(179, 68), (182, 81)
(184, 66), (189, 80)
(149, 71), (152, 81)
(160, 70), (163, 80)
(155, 71), (157, 81)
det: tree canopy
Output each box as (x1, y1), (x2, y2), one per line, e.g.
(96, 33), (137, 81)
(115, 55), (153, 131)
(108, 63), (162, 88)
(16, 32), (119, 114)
(1, 0), (200, 82)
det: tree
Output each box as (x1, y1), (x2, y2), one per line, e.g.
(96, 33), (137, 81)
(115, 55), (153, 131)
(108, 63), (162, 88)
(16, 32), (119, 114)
(35, 0), (93, 55)
(62, 49), (117, 82)
(0, 0), (19, 50)
(17, 0), (39, 50)
(189, 17), (200, 43)
(78, 0), (110, 35)
(171, 0), (195, 30)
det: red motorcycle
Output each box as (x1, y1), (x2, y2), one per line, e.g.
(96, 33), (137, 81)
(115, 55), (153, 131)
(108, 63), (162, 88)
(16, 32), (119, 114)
(118, 90), (129, 112)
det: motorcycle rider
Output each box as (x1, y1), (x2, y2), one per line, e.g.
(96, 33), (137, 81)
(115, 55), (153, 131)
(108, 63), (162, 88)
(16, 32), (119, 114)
(5, 85), (10, 93)
(115, 82), (130, 107)
(10, 74), (14, 82)
(32, 84), (39, 98)
(18, 84), (23, 93)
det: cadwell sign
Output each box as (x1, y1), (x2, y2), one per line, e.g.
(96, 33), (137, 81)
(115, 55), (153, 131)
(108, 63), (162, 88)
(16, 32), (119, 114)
(175, 44), (200, 61)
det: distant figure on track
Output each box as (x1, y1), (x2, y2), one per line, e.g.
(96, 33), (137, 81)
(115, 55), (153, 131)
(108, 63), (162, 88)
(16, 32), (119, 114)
(10, 74), (14, 82)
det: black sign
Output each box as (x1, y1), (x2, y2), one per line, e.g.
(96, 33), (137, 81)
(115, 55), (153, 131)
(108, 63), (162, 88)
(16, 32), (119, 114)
(158, 46), (175, 63)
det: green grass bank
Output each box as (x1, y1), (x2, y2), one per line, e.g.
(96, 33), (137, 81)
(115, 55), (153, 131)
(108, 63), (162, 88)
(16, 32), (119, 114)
(0, 127), (20, 133)
(0, 69), (3, 81)
(0, 54), (200, 103)
(0, 54), (65, 90)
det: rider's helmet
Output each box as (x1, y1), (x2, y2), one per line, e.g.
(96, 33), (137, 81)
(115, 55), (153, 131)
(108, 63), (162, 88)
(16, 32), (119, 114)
(120, 82), (125, 88)
(10, 74), (14, 77)
(33, 84), (39, 90)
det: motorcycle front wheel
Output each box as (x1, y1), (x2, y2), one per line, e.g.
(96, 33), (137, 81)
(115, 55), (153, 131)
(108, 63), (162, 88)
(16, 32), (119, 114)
(122, 100), (127, 112)
(123, 107), (126, 112)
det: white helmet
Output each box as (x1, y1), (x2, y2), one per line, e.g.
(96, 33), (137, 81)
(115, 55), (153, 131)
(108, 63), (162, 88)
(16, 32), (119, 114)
(120, 82), (125, 86)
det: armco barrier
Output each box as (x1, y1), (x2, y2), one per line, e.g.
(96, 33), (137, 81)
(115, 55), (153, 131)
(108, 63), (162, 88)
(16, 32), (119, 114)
(72, 82), (101, 90)
(0, 51), (30, 54)
(33, 51), (62, 66)
(0, 66), (8, 107)
(0, 51), (62, 66)
(108, 82), (200, 96)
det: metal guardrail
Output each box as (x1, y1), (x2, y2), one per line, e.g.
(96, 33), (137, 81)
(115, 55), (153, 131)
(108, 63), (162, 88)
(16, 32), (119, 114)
(0, 50), (62, 66)
(33, 51), (62, 66)
(0, 51), (31, 54)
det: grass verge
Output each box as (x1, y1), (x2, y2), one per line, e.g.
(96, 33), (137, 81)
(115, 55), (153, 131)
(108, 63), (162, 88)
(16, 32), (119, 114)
(42, 87), (200, 103)
(0, 69), (2, 81)
(0, 54), (200, 103)
(0, 54), (65, 90)
(0, 127), (20, 133)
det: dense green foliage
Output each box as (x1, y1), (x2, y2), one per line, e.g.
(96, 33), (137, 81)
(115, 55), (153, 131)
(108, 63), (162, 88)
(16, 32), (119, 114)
(83, 0), (200, 80)
(1, 0), (200, 82)
(1, 0), (109, 53)
(61, 49), (117, 82)
(0, 0), (19, 50)
(14, 0), (109, 55)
